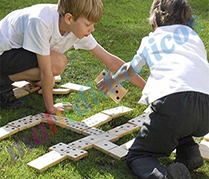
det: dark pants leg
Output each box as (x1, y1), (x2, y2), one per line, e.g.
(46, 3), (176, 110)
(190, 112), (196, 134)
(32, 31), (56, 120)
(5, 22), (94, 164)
(125, 92), (209, 179)
(0, 48), (38, 108)
(0, 48), (38, 92)
(0, 76), (13, 94)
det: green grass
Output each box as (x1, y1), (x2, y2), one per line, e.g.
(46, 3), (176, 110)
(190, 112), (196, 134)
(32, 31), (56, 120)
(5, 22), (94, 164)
(0, 0), (209, 178)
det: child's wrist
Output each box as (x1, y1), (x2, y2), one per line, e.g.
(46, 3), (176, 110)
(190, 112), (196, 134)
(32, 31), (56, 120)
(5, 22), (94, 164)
(47, 106), (57, 114)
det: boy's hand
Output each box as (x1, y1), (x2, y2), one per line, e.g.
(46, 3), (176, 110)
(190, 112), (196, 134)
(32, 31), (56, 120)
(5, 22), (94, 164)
(97, 72), (115, 95)
(48, 102), (73, 115)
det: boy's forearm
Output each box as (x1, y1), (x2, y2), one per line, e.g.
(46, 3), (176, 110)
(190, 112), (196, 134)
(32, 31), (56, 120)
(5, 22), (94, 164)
(111, 59), (146, 90)
(36, 54), (55, 113)
(91, 44), (146, 90)
(130, 75), (146, 90)
(90, 44), (124, 72)
(41, 71), (54, 112)
(105, 55), (124, 73)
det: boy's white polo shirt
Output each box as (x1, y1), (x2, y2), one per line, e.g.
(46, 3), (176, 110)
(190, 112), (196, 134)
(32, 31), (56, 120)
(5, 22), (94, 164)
(0, 4), (98, 56)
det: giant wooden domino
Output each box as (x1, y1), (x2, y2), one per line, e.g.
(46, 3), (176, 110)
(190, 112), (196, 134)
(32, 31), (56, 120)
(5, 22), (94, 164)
(12, 81), (40, 98)
(38, 88), (70, 95)
(1, 107), (209, 172)
(27, 150), (67, 172)
(94, 70), (128, 103)
(0, 125), (19, 140)
(199, 133), (209, 161)
(81, 113), (112, 128)
(204, 133), (209, 142)
(12, 77), (91, 99)
(101, 106), (133, 118)
(54, 75), (62, 82)
(61, 82), (91, 91)
(12, 81), (30, 88)
(13, 88), (30, 99)
(38, 81), (91, 95)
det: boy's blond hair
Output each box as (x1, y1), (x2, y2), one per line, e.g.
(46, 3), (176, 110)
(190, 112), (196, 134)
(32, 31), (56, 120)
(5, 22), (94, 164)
(58, 0), (103, 23)
(149, 0), (192, 28)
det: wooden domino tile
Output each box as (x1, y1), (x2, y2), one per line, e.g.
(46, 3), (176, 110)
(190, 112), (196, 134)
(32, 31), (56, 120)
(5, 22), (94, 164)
(109, 85), (128, 104)
(27, 150), (67, 172)
(93, 140), (128, 160)
(61, 82), (91, 91)
(94, 70), (127, 103)
(107, 127), (129, 138)
(108, 146), (128, 160)
(49, 143), (88, 161)
(93, 140), (118, 154)
(33, 113), (46, 120)
(54, 75), (61, 82)
(38, 88), (70, 95)
(120, 138), (135, 150)
(96, 132), (119, 142)
(81, 135), (104, 144)
(29, 115), (44, 126)
(12, 81), (29, 88)
(33, 113), (52, 125)
(47, 115), (73, 129)
(128, 114), (147, 127)
(82, 127), (105, 136)
(33, 113), (58, 124)
(68, 122), (90, 134)
(116, 123), (140, 134)
(204, 133), (209, 141)
(22, 83), (40, 93)
(49, 143), (72, 153)
(64, 147), (88, 161)
(33, 113), (73, 129)
(54, 116), (74, 129)
(0, 125), (19, 140)
(94, 69), (108, 83)
(82, 113), (112, 128)
(13, 88), (29, 98)
(68, 140), (93, 150)
(199, 140), (209, 161)
(101, 106), (133, 118)
(8, 115), (42, 131)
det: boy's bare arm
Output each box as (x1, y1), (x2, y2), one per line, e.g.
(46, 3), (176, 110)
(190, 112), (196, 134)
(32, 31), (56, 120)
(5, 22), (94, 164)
(90, 44), (146, 89)
(36, 54), (56, 114)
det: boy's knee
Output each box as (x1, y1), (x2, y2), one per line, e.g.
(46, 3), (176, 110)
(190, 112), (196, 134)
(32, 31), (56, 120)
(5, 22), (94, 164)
(58, 54), (67, 73)
(51, 52), (67, 76)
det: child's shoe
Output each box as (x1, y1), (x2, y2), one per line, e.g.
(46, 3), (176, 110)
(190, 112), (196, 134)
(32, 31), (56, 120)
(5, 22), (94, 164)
(0, 76), (25, 110)
(0, 89), (25, 109)
(166, 162), (191, 179)
(175, 143), (203, 170)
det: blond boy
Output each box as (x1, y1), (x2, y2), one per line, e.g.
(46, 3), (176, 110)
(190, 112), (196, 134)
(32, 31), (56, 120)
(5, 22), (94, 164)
(0, 0), (145, 114)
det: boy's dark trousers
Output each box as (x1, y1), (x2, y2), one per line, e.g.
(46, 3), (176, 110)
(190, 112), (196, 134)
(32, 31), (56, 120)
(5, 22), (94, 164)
(0, 48), (38, 108)
(125, 92), (209, 179)
(0, 48), (38, 80)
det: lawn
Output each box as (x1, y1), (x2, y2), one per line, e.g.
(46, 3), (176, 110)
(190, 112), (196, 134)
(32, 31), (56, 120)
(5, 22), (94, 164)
(0, 0), (209, 178)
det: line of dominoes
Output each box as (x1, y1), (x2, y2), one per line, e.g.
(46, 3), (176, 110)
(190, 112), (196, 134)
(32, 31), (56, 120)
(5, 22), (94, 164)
(1, 106), (139, 172)
(27, 106), (143, 172)
(1, 106), (208, 172)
